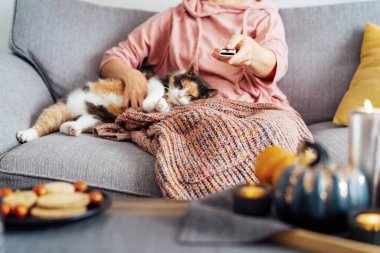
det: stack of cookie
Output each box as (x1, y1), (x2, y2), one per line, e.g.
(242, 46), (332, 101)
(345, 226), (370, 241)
(31, 182), (90, 219)
(1, 181), (103, 219)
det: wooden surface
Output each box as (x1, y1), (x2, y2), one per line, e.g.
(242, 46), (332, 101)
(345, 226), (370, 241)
(111, 197), (380, 253)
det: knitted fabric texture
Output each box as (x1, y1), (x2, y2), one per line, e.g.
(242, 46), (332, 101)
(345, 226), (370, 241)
(93, 98), (313, 199)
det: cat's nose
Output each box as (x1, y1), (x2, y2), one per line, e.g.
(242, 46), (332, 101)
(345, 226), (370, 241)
(178, 93), (185, 98)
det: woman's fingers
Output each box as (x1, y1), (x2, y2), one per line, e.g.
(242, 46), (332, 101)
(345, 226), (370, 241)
(121, 70), (148, 110)
(212, 47), (251, 66)
(212, 48), (220, 54)
(131, 96), (138, 108)
(123, 92), (146, 110)
(123, 94), (130, 108)
(228, 46), (251, 65)
(137, 96), (145, 108)
(211, 48), (228, 63)
(225, 34), (244, 50)
(242, 60), (251, 66)
(222, 35), (254, 66)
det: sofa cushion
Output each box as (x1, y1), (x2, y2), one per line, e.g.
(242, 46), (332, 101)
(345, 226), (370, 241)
(1, 123), (347, 196)
(11, 0), (380, 125)
(0, 54), (54, 155)
(333, 22), (380, 126)
(308, 121), (348, 164)
(10, 0), (154, 99)
(0, 133), (161, 197)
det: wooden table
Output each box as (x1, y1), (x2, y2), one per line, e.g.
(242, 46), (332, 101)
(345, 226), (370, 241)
(111, 198), (380, 253)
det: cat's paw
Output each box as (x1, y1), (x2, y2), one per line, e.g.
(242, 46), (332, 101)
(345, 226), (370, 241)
(59, 122), (81, 136)
(142, 98), (158, 113)
(155, 98), (170, 113)
(16, 128), (39, 143)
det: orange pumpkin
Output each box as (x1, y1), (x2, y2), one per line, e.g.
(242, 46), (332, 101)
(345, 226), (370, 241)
(271, 154), (298, 186)
(255, 146), (298, 186)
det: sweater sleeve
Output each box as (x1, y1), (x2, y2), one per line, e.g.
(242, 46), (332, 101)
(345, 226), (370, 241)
(248, 10), (288, 86)
(100, 8), (173, 70)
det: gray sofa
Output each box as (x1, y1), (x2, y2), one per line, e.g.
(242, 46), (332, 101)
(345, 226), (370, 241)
(1, 0), (379, 197)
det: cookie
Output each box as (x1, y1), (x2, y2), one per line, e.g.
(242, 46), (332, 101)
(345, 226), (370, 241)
(3, 190), (38, 208)
(36, 193), (90, 209)
(30, 206), (86, 219)
(44, 182), (75, 194)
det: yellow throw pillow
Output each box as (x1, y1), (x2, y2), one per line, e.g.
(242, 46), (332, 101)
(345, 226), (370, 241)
(333, 22), (380, 126)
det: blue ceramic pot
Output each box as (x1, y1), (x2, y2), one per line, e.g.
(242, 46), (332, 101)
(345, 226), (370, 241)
(274, 142), (369, 231)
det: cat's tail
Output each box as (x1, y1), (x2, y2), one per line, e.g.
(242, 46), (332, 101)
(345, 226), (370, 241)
(16, 102), (73, 143)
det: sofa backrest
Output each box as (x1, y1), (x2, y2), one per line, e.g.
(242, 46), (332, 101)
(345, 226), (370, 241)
(10, 0), (154, 99)
(279, 1), (380, 124)
(10, 0), (380, 124)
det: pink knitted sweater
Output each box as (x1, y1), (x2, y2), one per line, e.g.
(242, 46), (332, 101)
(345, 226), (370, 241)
(101, 0), (289, 106)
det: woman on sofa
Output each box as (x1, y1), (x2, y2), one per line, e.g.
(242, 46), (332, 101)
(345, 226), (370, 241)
(99, 0), (312, 198)
(99, 0), (289, 110)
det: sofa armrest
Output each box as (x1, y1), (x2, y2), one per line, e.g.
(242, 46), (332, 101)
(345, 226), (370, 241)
(0, 54), (54, 155)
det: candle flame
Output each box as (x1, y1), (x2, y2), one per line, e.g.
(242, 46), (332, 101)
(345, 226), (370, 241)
(356, 213), (380, 231)
(364, 99), (374, 113)
(239, 186), (266, 198)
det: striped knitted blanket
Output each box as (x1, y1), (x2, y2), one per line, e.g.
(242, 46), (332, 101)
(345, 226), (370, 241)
(92, 98), (313, 200)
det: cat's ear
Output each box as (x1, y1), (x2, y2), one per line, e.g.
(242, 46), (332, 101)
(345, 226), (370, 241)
(207, 88), (219, 97)
(186, 63), (196, 76)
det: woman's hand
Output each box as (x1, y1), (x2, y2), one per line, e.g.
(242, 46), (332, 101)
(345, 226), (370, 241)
(212, 34), (259, 66)
(100, 59), (147, 109)
(211, 34), (277, 80)
(121, 68), (148, 109)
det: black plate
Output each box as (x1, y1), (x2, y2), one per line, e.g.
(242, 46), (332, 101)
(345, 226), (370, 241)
(3, 188), (111, 229)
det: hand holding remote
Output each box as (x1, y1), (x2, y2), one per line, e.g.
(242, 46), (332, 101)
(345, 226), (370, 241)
(211, 34), (277, 79)
(211, 34), (260, 66)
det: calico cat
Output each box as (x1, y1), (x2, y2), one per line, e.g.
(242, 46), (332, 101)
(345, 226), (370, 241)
(16, 65), (215, 143)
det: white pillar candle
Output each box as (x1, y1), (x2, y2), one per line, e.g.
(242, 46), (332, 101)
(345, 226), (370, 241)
(349, 100), (380, 208)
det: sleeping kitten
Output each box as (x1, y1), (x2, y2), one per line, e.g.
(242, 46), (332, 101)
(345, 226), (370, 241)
(16, 65), (215, 143)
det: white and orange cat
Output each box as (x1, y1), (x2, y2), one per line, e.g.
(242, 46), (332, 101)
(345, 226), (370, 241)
(16, 65), (215, 143)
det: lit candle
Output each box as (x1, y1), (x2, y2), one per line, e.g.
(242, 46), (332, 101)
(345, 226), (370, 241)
(349, 99), (380, 208)
(349, 210), (380, 245)
(238, 185), (267, 199)
(233, 184), (272, 217)
(356, 213), (380, 232)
